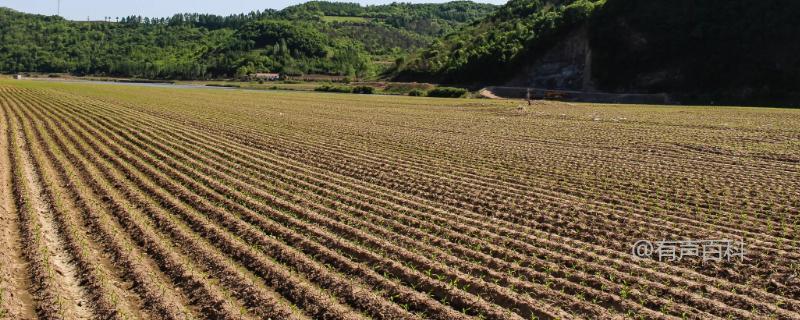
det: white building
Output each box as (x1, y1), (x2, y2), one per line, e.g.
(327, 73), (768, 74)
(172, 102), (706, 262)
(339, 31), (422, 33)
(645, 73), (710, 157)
(252, 73), (281, 81)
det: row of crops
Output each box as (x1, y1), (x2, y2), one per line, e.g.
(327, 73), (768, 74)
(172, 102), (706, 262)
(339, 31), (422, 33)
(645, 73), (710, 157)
(0, 81), (798, 319)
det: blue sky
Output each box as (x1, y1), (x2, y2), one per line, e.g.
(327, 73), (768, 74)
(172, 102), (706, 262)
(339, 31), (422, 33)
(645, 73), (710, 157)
(1, 0), (507, 21)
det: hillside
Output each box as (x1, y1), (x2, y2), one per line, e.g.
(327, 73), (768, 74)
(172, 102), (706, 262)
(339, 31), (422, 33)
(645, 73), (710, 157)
(396, 0), (601, 83)
(0, 1), (496, 79)
(399, 0), (800, 105)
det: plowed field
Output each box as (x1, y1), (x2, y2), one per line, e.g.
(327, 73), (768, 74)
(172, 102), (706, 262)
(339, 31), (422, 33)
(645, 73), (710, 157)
(1, 80), (799, 319)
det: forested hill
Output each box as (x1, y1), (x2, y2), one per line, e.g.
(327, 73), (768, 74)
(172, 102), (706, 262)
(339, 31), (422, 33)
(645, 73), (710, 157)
(0, 1), (496, 79)
(398, 0), (800, 105)
(396, 0), (602, 83)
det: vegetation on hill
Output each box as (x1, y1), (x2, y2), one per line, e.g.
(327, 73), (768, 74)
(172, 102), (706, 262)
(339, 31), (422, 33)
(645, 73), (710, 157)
(0, 1), (496, 80)
(399, 0), (800, 104)
(396, 0), (603, 83)
(589, 0), (800, 103)
(282, 1), (495, 37)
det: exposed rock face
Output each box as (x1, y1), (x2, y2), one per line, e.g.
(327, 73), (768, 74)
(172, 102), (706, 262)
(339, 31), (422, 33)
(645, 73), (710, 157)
(507, 26), (593, 91)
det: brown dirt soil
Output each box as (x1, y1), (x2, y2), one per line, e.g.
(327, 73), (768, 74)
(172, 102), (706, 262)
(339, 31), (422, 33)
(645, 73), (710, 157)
(0, 103), (35, 320)
(16, 128), (92, 319)
(0, 80), (798, 320)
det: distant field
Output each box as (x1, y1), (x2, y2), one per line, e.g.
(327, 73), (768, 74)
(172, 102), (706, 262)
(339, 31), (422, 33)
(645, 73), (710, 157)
(321, 15), (371, 23)
(1, 80), (799, 319)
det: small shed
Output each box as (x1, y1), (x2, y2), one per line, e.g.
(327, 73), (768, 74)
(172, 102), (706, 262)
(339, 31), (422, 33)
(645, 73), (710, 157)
(13, 74), (23, 80)
(252, 73), (281, 81)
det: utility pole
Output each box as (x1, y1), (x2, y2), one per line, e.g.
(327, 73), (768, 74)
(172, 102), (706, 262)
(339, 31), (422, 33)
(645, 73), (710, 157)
(57, 0), (61, 16)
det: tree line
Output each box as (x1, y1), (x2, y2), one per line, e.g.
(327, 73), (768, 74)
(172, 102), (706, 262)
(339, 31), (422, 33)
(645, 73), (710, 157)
(0, 1), (496, 80)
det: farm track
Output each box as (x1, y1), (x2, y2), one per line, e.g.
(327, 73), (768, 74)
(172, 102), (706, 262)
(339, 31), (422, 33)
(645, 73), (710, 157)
(1, 81), (798, 319)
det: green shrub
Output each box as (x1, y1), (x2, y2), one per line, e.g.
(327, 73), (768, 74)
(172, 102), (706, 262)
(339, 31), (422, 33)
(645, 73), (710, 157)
(352, 86), (375, 94)
(408, 89), (426, 96)
(315, 84), (374, 94)
(383, 82), (435, 95)
(427, 87), (468, 98)
(314, 85), (353, 93)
